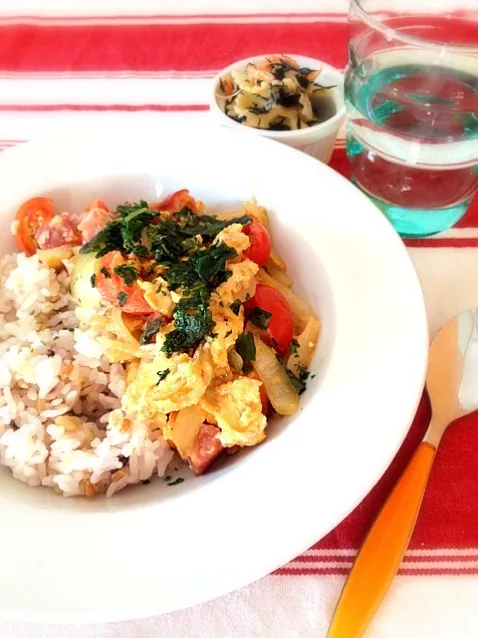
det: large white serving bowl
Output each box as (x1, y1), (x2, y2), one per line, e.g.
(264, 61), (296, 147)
(0, 125), (428, 623)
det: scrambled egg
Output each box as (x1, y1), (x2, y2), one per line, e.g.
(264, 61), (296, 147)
(122, 344), (214, 418)
(215, 259), (258, 305)
(137, 276), (175, 317)
(209, 293), (244, 370)
(200, 377), (266, 447)
(214, 223), (250, 255)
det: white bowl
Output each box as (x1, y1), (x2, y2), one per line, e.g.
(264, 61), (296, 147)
(209, 54), (346, 164)
(0, 125), (427, 622)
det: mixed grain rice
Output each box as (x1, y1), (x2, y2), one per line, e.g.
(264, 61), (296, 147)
(0, 252), (174, 497)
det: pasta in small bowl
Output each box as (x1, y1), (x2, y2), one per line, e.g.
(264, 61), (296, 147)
(210, 53), (346, 164)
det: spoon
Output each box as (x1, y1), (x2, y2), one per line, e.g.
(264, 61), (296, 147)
(327, 308), (478, 638)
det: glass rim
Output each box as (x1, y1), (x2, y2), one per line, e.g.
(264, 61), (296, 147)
(350, 0), (478, 53)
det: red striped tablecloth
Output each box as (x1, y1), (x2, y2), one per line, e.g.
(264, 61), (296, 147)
(1, 6), (478, 637)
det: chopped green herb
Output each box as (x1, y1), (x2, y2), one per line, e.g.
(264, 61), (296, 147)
(225, 330), (232, 338)
(181, 237), (198, 251)
(289, 338), (299, 355)
(140, 317), (162, 346)
(167, 477), (184, 486)
(163, 290), (215, 356)
(120, 203), (156, 256)
(163, 475), (172, 482)
(190, 242), (237, 282)
(163, 262), (198, 289)
(117, 291), (128, 308)
(116, 199), (149, 217)
(249, 307), (272, 330)
(235, 332), (256, 372)
(180, 214), (252, 238)
(90, 274), (96, 288)
(230, 299), (242, 315)
(80, 219), (123, 258)
(113, 263), (138, 285)
(100, 266), (111, 278)
(276, 356), (309, 394)
(156, 368), (170, 385)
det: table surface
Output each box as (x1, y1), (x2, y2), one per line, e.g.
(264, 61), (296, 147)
(1, 4), (478, 637)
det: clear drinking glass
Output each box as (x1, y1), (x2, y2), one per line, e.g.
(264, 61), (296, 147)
(345, 0), (478, 237)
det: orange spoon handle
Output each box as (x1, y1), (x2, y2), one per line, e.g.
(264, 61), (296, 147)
(327, 442), (436, 638)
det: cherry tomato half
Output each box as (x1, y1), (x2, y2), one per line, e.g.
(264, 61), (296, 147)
(244, 283), (293, 353)
(85, 199), (109, 213)
(95, 251), (154, 315)
(151, 189), (200, 213)
(13, 197), (55, 256)
(242, 220), (271, 268)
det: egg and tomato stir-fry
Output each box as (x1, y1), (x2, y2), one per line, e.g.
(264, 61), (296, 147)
(12, 190), (319, 475)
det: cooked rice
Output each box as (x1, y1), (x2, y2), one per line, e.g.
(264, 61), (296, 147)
(0, 252), (174, 497)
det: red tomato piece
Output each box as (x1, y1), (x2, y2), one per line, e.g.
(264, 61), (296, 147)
(242, 220), (271, 268)
(188, 424), (223, 475)
(95, 251), (153, 315)
(12, 197), (55, 256)
(151, 189), (200, 213)
(244, 284), (294, 353)
(85, 199), (108, 213)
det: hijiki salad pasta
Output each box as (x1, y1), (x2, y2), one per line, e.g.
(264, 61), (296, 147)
(0, 190), (319, 497)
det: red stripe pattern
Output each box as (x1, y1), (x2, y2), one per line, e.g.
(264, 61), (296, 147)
(0, 23), (348, 73)
(0, 13), (478, 583)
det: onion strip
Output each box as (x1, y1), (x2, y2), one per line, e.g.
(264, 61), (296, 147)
(251, 335), (299, 416)
(288, 316), (320, 374)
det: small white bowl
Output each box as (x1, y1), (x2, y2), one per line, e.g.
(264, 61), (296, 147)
(209, 53), (346, 165)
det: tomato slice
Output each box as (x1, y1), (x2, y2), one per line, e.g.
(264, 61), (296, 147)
(151, 189), (200, 213)
(85, 199), (109, 213)
(95, 251), (154, 315)
(244, 284), (294, 353)
(242, 220), (271, 268)
(13, 197), (55, 256)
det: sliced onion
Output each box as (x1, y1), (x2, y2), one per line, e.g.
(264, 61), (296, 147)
(37, 245), (73, 271)
(265, 261), (293, 287)
(70, 253), (102, 307)
(228, 348), (244, 373)
(243, 201), (270, 229)
(288, 315), (320, 375)
(251, 335), (299, 416)
(110, 308), (140, 344)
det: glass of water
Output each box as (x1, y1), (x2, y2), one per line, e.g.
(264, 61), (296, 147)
(345, 0), (478, 237)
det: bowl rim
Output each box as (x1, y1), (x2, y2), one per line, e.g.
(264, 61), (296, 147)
(0, 127), (428, 623)
(209, 53), (346, 140)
